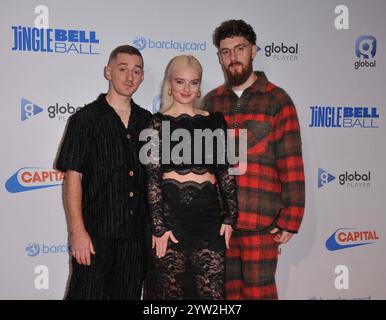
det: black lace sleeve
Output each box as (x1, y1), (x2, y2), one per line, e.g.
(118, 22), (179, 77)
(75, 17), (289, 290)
(214, 112), (238, 226)
(143, 115), (169, 237)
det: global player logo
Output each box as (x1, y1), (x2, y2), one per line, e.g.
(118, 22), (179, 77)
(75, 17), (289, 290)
(318, 168), (335, 188)
(5, 167), (64, 193)
(326, 228), (379, 251)
(21, 98), (44, 121)
(317, 168), (371, 188)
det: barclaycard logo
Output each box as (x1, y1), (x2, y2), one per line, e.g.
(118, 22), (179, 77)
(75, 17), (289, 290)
(133, 36), (206, 52)
(25, 242), (69, 256)
(25, 243), (40, 256)
(326, 228), (379, 251)
(21, 98), (44, 121)
(133, 36), (146, 50)
(5, 167), (64, 193)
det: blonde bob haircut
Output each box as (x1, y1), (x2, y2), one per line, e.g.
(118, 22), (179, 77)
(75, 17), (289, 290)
(160, 55), (203, 113)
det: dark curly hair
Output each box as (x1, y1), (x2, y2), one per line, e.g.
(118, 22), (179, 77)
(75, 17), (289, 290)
(212, 19), (256, 48)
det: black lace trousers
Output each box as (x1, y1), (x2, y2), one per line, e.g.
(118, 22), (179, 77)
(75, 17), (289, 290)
(144, 180), (226, 300)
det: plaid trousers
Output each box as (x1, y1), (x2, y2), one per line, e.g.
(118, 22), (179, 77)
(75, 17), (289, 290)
(226, 230), (279, 300)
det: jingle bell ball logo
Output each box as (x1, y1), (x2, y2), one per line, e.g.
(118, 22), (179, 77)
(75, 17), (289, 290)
(309, 106), (380, 128)
(11, 25), (100, 54)
(132, 36), (206, 52)
(5, 167), (64, 193)
(326, 228), (379, 251)
(354, 35), (377, 70)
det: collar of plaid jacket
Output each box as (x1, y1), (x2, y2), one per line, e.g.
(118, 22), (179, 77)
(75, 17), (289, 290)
(222, 70), (268, 95)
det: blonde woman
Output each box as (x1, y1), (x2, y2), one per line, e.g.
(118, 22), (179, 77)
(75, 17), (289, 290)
(143, 55), (238, 299)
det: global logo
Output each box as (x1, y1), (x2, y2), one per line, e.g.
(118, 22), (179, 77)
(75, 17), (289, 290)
(25, 243), (70, 256)
(354, 35), (376, 70)
(21, 98), (84, 122)
(25, 243), (40, 257)
(21, 98), (44, 121)
(5, 167), (64, 193)
(318, 168), (370, 189)
(355, 35), (377, 59)
(326, 228), (379, 251)
(133, 36), (206, 52)
(318, 168), (335, 188)
(264, 42), (298, 61)
(133, 36), (146, 51)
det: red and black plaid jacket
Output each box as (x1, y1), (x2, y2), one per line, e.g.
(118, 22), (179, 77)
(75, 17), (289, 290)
(203, 71), (305, 233)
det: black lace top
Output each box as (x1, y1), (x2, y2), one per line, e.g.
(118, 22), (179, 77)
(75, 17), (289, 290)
(143, 112), (238, 237)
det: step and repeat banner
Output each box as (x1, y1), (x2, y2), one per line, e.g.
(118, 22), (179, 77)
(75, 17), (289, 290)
(1, 0), (385, 299)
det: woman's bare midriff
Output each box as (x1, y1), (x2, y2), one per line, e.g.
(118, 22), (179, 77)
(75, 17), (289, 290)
(162, 171), (216, 184)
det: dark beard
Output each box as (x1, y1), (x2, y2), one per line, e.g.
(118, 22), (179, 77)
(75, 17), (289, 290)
(225, 59), (253, 87)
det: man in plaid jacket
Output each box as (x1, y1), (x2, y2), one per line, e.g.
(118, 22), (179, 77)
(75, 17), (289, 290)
(203, 19), (305, 300)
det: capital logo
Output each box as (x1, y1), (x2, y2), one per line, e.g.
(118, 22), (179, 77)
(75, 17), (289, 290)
(318, 168), (335, 188)
(21, 98), (43, 121)
(5, 167), (64, 193)
(326, 228), (379, 251)
(25, 243), (40, 257)
(355, 36), (377, 59)
(133, 36), (147, 50)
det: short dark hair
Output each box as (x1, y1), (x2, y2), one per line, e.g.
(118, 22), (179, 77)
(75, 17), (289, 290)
(108, 45), (143, 66)
(213, 19), (257, 48)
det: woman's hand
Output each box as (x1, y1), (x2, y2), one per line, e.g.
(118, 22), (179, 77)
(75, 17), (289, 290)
(220, 224), (233, 249)
(152, 231), (179, 258)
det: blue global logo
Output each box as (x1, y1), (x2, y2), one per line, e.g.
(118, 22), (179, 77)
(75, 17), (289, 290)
(355, 35), (377, 59)
(25, 243), (40, 257)
(133, 36), (146, 50)
(133, 36), (206, 52)
(318, 168), (335, 188)
(21, 98), (44, 121)
(354, 35), (376, 70)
